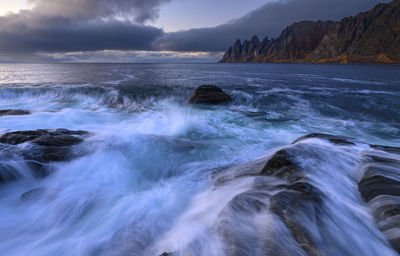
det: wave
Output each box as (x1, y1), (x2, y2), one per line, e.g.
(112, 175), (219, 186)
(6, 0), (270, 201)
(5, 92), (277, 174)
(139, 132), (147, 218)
(2, 131), (399, 255)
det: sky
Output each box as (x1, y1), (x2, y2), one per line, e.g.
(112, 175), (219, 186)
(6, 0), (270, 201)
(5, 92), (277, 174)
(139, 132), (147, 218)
(0, 0), (392, 63)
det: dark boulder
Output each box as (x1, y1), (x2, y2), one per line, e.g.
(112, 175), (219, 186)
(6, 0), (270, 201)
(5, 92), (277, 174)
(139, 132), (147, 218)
(0, 129), (90, 183)
(159, 253), (173, 256)
(0, 129), (90, 163)
(0, 109), (31, 117)
(189, 85), (232, 105)
(0, 129), (88, 146)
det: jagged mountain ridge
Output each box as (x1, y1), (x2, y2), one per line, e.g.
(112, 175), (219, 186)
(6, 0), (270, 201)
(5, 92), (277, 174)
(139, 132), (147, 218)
(220, 0), (400, 64)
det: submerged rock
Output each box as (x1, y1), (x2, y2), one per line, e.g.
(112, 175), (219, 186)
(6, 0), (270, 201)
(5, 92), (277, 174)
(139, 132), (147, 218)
(20, 187), (46, 201)
(0, 109), (31, 117)
(189, 85), (232, 105)
(292, 133), (355, 145)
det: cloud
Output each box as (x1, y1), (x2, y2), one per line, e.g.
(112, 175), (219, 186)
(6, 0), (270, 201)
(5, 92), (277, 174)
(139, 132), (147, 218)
(0, 0), (169, 55)
(0, 17), (163, 53)
(28, 0), (172, 23)
(154, 0), (391, 52)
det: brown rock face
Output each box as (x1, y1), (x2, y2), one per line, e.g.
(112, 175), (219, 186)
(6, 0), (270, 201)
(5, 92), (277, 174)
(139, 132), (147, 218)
(258, 21), (335, 62)
(221, 36), (261, 63)
(220, 0), (400, 64)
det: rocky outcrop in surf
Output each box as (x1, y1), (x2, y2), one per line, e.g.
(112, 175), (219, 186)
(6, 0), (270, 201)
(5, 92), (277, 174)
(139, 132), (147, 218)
(158, 133), (400, 255)
(0, 129), (90, 183)
(220, 0), (400, 64)
(189, 85), (232, 105)
(230, 134), (399, 255)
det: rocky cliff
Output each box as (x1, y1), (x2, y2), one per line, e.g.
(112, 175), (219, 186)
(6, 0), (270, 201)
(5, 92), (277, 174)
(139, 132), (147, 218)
(220, 0), (400, 64)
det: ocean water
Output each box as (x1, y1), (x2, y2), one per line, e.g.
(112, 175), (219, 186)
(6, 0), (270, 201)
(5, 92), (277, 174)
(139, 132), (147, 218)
(0, 63), (399, 256)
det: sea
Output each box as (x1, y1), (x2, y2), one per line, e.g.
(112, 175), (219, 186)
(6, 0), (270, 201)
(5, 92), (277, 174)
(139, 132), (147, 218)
(0, 63), (399, 255)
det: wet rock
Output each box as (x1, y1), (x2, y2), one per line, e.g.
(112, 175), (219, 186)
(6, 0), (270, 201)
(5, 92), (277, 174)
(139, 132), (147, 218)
(358, 150), (400, 253)
(0, 129), (90, 183)
(0, 109), (31, 117)
(292, 133), (355, 145)
(0, 129), (88, 146)
(216, 187), (275, 256)
(370, 144), (400, 154)
(159, 253), (174, 256)
(214, 156), (269, 186)
(260, 148), (304, 182)
(270, 182), (324, 256)
(189, 85), (232, 105)
(213, 141), (328, 255)
(0, 129), (90, 163)
(227, 190), (269, 214)
(0, 129), (89, 163)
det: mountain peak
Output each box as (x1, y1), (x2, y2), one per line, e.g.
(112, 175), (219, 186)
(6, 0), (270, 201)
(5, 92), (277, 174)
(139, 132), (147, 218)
(220, 0), (400, 64)
(251, 35), (260, 44)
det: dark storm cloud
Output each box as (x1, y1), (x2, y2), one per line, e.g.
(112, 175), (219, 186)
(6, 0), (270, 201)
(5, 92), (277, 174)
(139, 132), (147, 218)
(154, 0), (391, 52)
(28, 0), (172, 23)
(0, 17), (163, 52)
(0, 0), (169, 53)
